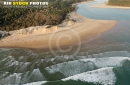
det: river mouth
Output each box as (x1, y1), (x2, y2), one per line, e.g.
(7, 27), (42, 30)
(0, 0), (130, 85)
(77, 0), (130, 20)
(77, 0), (130, 49)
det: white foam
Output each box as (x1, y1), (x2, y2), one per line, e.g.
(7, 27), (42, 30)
(93, 51), (130, 58)
(0, 68), (46, 84)
(62, 67), (116, 85)
(24, 81), (47, 85)
(45, 57), (130, 77)
(1, 56), (31, 72)
(86, 57), (129, 68)
(0, 72), (22, 84)
(28, 68), (46, 81)
(0, 48), (11, 52)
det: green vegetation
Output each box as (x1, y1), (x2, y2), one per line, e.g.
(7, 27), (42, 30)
(0, 0), (92, 32)
(108, 0), (130, 7)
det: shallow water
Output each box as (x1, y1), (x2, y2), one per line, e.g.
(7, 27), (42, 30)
(77, 0), (130, 20)
(78, 0), (130, 48)
(0, 0), (130, 85)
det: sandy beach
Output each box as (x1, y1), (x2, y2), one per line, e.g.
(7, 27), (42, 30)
(0, 11), (116, 49)
(91, 3), (130, 9)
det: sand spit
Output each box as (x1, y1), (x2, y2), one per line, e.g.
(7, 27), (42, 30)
(0, 11), (116, 48)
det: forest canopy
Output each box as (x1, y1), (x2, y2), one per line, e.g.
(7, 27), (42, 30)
(108, 0), (130, 7)
(0, 0), (92, 32)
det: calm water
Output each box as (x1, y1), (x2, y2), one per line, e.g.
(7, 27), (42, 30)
(0, 0), (130, 85)
(77, 0), (130, 20)
(77, 0), (130, 45)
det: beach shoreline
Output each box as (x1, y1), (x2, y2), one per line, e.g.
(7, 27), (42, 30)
(0, 2), (117, 49)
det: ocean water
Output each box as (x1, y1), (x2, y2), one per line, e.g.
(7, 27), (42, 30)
(0, 47), (130, 85)
(1, 0), (130, 85)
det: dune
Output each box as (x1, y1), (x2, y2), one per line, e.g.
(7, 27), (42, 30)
(0, 11), (116, 49)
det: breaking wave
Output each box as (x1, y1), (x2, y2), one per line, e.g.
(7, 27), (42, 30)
(0, 48), (130, 85)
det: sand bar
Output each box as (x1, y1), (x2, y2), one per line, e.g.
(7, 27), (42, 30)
(0, 10), (117, 49)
